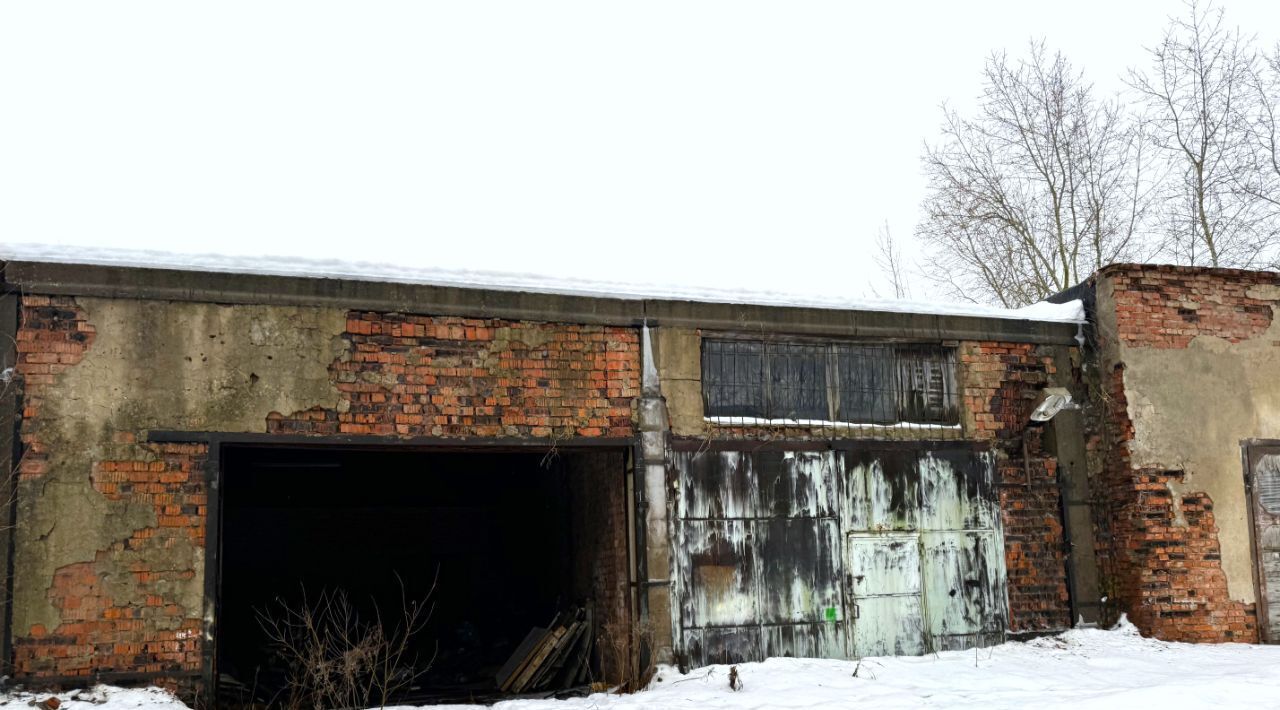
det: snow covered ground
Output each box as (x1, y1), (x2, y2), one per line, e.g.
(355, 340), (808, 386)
(8, 619), (1280, 709)
(0, 686), (186, 710)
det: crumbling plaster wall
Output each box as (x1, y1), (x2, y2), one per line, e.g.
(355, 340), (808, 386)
(1094, 271), (1280, 612)
(653, 327), (703, 437)
(14, 295), (347, 673)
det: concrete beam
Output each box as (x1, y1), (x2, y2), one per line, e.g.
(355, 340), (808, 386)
(2, 261), (1081, 345)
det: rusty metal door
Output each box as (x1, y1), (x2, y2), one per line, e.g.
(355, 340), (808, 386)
(674, 450), (846, 666)
(1246, 443), (1280, 642)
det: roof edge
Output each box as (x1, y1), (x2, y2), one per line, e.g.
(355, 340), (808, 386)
(0, 260), (1081, 345)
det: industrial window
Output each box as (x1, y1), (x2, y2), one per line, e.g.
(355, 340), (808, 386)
(702, 338), (958, 425)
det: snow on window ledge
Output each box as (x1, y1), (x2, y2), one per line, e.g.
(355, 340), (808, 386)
(704, 416), (961, 430)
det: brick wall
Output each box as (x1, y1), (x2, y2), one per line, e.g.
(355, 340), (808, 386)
(11, 296), (641, 681)
(568, 451), (633, 682)
(1107, 265), (1276, 348)
(961, 341), (1073, 634)
(269, 311), (638, 438)
(13, 297), (209, 677)
(1090, 264), (1267, 643)
(14, 296), (93, 482)
(13, 443), (208, 678)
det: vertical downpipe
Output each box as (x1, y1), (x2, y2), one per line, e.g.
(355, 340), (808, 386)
(0, 280), (19, 675)
(637, 322), (673, 667)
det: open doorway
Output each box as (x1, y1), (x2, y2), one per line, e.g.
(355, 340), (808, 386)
(215, 444), (631, 706)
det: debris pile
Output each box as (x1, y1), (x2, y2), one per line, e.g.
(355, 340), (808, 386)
(496, 606), (594, 695)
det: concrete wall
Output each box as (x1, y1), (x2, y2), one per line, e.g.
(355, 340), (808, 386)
(1090, 264), (1278, 642)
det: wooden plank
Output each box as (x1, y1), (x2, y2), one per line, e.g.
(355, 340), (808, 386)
(495, 627), (548, 690)
(554, 619), (592, 688)
(535, 620), (585, 690)
(511, 625), (567, 693)
(503, 632), (552, 693)
(573, 607), (594, 685)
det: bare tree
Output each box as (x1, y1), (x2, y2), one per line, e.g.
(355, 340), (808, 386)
(918, 41), (1153, 307)
(1129, 1), (1275, 267)
(873, 221), (912, 299)
(1239, 43), (1280, 218)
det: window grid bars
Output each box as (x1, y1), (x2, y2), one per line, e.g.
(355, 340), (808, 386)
(701, 339), (960, 440)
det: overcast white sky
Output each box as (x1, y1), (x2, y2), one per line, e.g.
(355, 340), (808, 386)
(2, 1), (1278, 303)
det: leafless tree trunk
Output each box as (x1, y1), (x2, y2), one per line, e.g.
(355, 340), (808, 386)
(917, 41), (1153, 307)
(1128, 0), (1275, 268)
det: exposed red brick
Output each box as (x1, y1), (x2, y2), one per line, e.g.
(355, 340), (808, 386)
(964, 342), (1072, 633)
(1101, 263), (1279, 349)
(1091, 264), (1262, 643)
(270, 312), (640, 439)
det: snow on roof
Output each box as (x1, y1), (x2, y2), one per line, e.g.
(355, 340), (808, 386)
(0, 243), (1085, 324)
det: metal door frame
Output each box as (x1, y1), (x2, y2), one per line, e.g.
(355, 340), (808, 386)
(1243, 439), (1280, 643)
(147, 429), (637, 703)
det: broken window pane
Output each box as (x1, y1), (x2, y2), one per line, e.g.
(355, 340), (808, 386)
(896, 347), (957, 424)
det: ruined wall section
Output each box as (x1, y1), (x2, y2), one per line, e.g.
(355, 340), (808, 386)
(960, 342), (1072, 634)
(654, 327), (1074, 634)
(1091, 264), (1277, 643)
(11, 295), (640, 681)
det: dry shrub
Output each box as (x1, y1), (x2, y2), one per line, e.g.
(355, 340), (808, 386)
(256, 578), (433, 710)
(599, 617), (657, 693)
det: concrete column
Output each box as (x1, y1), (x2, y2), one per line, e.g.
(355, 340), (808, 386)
(1045, 344), (1103, 625)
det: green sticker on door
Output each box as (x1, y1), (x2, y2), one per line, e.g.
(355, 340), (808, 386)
(824, 606), (838, 621)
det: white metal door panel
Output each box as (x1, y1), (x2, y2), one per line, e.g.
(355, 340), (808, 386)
(847, 533), (921, 595)
(920, 530), (1007, 651)
(846, 533), (926, 656)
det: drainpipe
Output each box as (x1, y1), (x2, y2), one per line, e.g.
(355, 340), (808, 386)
(636, 322), (672, 666)
(0, 275), (20, 673)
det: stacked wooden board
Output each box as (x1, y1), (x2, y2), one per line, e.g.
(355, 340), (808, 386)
(495, 606), (594, 694)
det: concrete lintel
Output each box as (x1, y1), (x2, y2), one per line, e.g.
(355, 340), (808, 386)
(2, 261), (1081, 345)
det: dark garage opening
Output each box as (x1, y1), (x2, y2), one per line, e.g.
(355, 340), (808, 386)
(216, 445), (631, 706)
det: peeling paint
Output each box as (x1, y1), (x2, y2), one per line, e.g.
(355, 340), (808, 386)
(673, 447), (1006, 665)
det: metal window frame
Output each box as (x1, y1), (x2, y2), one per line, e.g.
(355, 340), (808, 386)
(701, 336), (960, 427)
